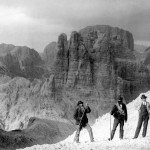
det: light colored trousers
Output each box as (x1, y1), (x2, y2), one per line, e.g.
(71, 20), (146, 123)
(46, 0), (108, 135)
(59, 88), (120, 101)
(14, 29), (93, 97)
(74, 123), (94, 142)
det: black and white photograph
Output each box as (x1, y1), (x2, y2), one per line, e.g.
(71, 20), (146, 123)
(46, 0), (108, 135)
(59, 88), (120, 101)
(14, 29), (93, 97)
(0, 0), (150, 149)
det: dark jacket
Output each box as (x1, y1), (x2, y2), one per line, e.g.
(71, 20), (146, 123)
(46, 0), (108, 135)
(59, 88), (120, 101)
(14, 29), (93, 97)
(111, 103), (128, 121)
(73, 105), (91, 127)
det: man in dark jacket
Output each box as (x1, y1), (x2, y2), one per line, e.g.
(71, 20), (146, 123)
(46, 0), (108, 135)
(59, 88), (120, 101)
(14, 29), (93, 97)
(73, 101), (94, 143)
(133, 94), (150, 139)
(109, 96), (127, 140)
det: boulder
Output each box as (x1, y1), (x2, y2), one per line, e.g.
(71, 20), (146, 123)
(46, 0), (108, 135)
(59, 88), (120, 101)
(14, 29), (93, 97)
(0, 117), (74, 150)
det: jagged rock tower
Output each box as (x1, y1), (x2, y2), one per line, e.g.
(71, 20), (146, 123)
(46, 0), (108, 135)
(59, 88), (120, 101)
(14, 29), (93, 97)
(52, 25), (150, 116)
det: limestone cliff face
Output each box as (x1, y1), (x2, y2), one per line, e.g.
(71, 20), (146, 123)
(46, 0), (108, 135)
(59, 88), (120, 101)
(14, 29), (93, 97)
(0, 75), (75, 149)
(52, 25), (150, 116)
(0, 76), (74, 131)
(54, 25), (135, 87)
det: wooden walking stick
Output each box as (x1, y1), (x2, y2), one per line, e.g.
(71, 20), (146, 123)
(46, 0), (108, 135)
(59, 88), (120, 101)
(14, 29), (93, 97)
(110, 114), (111, 140)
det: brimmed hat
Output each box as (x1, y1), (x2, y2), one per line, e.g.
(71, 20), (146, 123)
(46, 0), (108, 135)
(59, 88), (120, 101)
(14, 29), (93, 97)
(141, 94), (147, 99)
(77, 101), (84, 106)
(118, 96), (123, 101)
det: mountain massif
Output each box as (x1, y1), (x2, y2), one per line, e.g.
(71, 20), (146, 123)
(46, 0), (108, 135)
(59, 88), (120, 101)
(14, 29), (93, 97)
(52, 25), (150, 116)
(0, 25), (149, 149)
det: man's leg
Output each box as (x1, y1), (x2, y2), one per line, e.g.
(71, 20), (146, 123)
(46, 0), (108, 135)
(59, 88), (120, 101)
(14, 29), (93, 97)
(74, 125), (82, 143)
(133, 115), (143, 139)
(142, 115), (149, 137)
(119, 119), (124, 139)
(110, 118), (119, 140)
(84, 123), (94, 142)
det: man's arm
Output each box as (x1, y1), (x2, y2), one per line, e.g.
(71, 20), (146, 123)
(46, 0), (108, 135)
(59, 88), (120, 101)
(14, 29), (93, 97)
(135, 101), (142, 111)
(124, 104), (128, 121)
(73, 107), (80, 121)
(110, 105), (117, 115)
(146, 102), (150, 114)
(85, 105), (91, 113)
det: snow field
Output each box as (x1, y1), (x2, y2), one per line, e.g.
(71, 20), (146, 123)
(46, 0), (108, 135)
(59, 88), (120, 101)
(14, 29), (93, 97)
(18, 92), (150, 150)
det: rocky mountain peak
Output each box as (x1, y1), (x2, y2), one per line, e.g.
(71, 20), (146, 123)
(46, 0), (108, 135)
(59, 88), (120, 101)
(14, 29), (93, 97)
(0, 44), (45, 78)
(11, 46), (42, 65)
(0, 43), (15, 55)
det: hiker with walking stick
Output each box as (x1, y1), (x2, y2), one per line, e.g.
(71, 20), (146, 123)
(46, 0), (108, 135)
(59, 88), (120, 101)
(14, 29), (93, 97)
(73, 101), (94, 143)
(108, 96), (128, 140)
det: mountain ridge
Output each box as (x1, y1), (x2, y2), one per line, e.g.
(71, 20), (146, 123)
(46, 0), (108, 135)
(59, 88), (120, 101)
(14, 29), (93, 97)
(0, 25), (150, 149)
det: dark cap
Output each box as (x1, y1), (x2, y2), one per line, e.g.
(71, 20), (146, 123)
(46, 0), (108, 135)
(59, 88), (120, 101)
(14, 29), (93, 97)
(77, 101), (84, 106)
(141, 94), (147, 99)
(118, 96), (123, 101)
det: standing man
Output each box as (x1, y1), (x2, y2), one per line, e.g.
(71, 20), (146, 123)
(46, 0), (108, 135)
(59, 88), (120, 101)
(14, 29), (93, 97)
(133, 94), (150, 139)
(109, 96), (128, 140)
(73, 101), (94, 143)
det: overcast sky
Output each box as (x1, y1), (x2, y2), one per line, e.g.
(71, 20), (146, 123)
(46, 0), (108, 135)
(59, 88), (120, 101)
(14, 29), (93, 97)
(0, 0), (150, 52)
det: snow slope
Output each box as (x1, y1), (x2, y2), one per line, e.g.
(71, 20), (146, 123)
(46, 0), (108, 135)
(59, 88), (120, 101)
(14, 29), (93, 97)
(18, 92), (150, 150)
